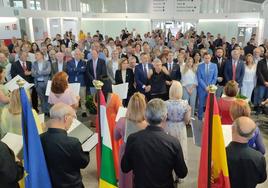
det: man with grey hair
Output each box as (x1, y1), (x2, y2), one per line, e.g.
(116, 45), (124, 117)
(40, 103), (89, 188)
(226, 117), (267, 188)
(121, 98), (188, 188)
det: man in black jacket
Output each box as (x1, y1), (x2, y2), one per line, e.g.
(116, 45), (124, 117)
(211, 47), (226, 98)
(0, 141), (24, 188)
(226, 117), (267, 188)
(41, 103), (89, 188)
(121, 98), (188, 188)
(255, 51), (268, 113)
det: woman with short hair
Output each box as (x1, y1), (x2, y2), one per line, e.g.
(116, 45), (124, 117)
(230, 99), (265, 154)
(165, 81), (191, 161)
(48, 71), (79, 109)
(218, 80), (239, 125)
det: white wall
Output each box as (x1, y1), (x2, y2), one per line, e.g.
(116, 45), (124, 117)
(0, 17), (21, 39)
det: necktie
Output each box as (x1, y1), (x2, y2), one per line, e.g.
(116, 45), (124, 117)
(93, 60), (97, 79)
(169, 63), (172, 72)
(22, 62), (27, 71)
(143, 64), (148, 78)
(205, 64), (209, 84)
(232, 62), (236, 80)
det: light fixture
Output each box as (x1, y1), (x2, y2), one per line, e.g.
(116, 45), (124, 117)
(0, 17), (18, 23)
(81, 18), (150, 21)
(199, 18), (260, 22)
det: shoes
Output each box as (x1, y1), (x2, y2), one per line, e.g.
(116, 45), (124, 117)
(82, 112), (87, 117)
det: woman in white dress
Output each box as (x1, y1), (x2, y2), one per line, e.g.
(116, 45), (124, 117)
(241, 54), (256, 101)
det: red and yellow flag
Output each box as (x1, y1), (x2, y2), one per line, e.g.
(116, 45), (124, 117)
(198, 94), (231, 188)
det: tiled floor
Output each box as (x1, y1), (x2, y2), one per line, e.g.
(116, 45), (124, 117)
(80, 115), (268, 188)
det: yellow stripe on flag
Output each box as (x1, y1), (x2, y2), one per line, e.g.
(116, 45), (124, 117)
(99, 179), (117, 188)
(212, 114), (229, 178)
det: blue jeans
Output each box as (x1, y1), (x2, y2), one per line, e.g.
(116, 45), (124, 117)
(256, 86), (268, 105)
(36, 82), (49, 113)
(182, 86), (197, 117)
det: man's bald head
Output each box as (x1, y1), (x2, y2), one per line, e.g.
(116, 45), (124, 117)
(233, 117), (256, 142)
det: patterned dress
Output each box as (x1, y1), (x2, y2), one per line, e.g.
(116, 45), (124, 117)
(165, 99), (190, 161)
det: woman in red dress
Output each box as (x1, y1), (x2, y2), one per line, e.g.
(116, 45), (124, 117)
(218, 80), (239, 125)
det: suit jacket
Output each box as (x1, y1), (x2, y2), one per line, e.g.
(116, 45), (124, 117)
(11, 60), (33, 83)
(106, 60), (118, 84)
(256, 58), (268, 86)
(66, 59), (87, 86)
(0, 141), (24, 188)
(115, 68), (135, 95)
(62, 39), (70, 47)
(31, 60), (51, 84)
(51, 61), (67, 77)
(226, 142), (267, 188)
(164, 62), (181, 81)
(211, 56), (226, 86)
(197, 62), (218, 92)
(224, 59), (245, 87)
(134, 63), (153, 93)
(86, 58), (107, 87)
(40, 128), (89, 188)
(121, 126), (188, 188)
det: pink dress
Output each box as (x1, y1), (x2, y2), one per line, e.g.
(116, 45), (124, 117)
(114, 117), (133, 188)
(48, 88), (78, 106)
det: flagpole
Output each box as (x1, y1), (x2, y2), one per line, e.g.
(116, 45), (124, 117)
(93, 80), (104, 157)
(207, 85), (217, 188)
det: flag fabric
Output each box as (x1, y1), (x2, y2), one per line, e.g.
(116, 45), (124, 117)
(20, 88), (52, 188)
(198, 94), (231, 188)
(99, 91), (118, 188)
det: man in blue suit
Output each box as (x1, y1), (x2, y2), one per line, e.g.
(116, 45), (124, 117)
(135, 53), (153, 100)
(224, 49), (245, 88)
(66, 49), (87, 117)
(197, 53), (218, 120)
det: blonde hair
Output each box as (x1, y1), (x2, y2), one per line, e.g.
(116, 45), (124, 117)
(169, 81), (183, 100)
(182, 57), (196, 74)
(230, 99), (251, 121)
(118, 58), (128, 70)
(126, 92), (146, 122)
(9, 89), (30, 115)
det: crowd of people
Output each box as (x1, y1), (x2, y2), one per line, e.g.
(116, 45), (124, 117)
(0, 27), (267, 188)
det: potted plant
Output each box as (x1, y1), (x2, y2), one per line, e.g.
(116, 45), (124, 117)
(86, 95), (97, 127)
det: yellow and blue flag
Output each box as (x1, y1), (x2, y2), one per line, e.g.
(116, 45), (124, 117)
(20, 87), (52, 188)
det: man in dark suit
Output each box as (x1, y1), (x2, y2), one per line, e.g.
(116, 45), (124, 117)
(66, 49), (87, 117)
(244, 38), (256, 56)
(86, 49), (108, 88)
(0, 140), (24, 188)
(224, 49), (245, 88)
(41, 103), (89, 188)
(255, 51), (268, 113)
(211, 47), (226, 98)
(51, 52), (67, 77)
(227, 37), (238, 58)
(226, 117), (267, 188)
(121, 99), (188, 188)
(62, 34), (70, 48)
(134, 53), (153, 100)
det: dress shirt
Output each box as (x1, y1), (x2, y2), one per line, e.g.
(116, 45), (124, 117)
(226, 141), (267, 188)
(75, 60), (79, 68)
(37, 61), (44, 81)
(57, 62), (64, 72)
(181, 69), (198, 86)
(167, 62), (173, 72)
(122, 70), (126, 83)
(112, 61), (118, 77)
(19, 60), (27, 70)
(121, 125), (188, 188)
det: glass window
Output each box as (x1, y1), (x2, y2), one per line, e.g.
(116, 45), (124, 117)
(126, 0), (150, 13)
(47, 0), (59, 11)
(9, 0), (26, 8)
(103, 0), (125, 13)
(71, 0), (80, 11)
(81, 0), (102, 13)
(62, 0), (70, 11)
(29, 0), (45, 10)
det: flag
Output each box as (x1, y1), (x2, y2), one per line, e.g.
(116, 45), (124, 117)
(198, 94), (230, 188)
(20, 88), (52, 188)
(99, 91), (117, 188)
